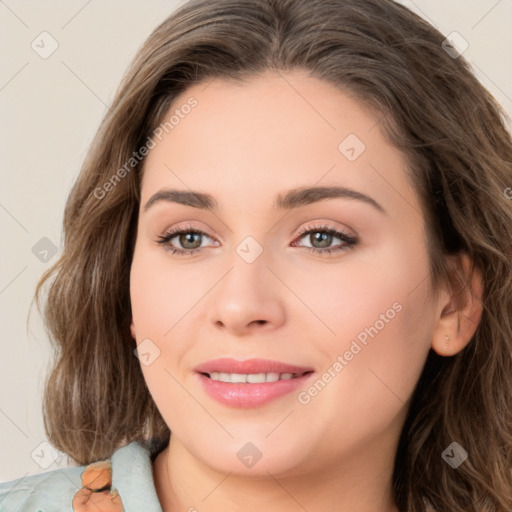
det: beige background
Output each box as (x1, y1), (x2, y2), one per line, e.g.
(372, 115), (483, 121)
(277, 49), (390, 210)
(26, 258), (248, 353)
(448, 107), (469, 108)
(1, 0), (511, 482)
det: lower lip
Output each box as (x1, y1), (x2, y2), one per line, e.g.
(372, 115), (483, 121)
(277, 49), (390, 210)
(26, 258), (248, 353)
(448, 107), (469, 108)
(197, 372), (314, 408)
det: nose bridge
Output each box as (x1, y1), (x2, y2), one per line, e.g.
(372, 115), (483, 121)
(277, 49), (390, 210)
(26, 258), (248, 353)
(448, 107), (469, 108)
(218, 235), (272, 304)
(208, 235), (286, 333)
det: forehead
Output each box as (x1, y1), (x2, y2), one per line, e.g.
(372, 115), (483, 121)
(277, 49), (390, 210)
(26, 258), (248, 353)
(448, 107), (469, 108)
(140, 69), (422, 220)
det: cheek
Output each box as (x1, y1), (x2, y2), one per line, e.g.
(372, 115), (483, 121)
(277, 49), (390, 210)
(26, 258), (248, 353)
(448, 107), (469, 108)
(308, 238), (434, 423)
(129, 245), (194, 386)
(130, 248), (201, 431)
(129, 242), (207, 340)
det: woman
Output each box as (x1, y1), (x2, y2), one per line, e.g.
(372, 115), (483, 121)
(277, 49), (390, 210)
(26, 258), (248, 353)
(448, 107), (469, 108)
(1, 0), (511, 511)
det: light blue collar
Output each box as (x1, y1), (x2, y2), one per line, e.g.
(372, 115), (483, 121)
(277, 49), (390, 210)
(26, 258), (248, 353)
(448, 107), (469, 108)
(110, 441), (164, 512)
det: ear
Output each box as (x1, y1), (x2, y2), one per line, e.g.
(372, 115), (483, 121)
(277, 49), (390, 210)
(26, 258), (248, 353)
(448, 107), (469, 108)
(431, 253), (484, 357)
(130, 317), (136, 340)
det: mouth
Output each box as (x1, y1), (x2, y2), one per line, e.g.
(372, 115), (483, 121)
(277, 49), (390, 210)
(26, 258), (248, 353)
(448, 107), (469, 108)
(194, 358), (315, 408)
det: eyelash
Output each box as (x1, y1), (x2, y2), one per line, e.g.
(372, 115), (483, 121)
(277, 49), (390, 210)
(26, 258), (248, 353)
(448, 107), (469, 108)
(155, 223), (359, 257)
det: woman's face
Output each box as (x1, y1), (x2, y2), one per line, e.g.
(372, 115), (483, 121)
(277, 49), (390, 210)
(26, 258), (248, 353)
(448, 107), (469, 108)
(130, 69), (443, 477)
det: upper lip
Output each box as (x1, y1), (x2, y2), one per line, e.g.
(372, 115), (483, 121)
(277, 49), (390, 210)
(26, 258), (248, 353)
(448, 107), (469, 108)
(195, 358), (314, 375)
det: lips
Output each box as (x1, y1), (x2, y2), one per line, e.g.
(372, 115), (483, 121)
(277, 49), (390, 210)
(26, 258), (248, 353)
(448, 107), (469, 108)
(194, 358), (315, 408)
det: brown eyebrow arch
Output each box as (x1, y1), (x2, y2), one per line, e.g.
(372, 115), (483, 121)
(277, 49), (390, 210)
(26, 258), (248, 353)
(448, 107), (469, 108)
(143, 186), (386, 215)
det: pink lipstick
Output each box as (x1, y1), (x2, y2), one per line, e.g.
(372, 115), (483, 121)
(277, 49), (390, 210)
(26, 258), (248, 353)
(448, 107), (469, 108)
(195, 358), (314, 408)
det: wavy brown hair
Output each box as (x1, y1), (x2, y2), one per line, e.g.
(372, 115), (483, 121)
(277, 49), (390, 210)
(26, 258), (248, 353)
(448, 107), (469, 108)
(32, 0), (512, 510)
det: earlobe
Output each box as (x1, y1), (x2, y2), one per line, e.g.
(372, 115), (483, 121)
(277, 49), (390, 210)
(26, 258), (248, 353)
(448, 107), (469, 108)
(431, 253), (484, 357)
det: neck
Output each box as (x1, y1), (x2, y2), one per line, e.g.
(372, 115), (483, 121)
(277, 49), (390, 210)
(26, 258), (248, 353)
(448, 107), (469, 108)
(153, 435), (400, 512)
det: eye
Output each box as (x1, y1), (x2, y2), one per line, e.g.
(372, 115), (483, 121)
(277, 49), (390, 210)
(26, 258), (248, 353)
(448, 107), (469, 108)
(292, 223), (359, 255)
(155, 223), (359, 257)
(156, 223), (217, 256)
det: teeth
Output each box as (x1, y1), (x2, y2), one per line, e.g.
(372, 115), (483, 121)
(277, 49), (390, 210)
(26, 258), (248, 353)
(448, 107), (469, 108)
(248, 373), (273, 383)
(208, 372), (302, 383)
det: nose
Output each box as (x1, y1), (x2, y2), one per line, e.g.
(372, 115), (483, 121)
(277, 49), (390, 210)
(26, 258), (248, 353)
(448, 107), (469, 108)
(208, 250), (286, 336)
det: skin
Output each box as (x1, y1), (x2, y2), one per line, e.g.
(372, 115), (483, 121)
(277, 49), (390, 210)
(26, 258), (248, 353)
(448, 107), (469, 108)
(129, 69), (483, 512)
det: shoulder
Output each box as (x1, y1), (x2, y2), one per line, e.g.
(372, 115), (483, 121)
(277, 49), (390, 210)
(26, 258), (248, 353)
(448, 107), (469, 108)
(0, 464), (84, 512)
(0, 440), (163, 512)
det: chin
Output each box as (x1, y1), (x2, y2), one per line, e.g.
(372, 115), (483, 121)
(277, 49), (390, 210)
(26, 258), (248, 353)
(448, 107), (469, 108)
(182, 428), (313, 478)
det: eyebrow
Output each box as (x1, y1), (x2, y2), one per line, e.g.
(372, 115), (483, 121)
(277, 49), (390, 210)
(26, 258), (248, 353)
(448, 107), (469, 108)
(143, 186), (386, 215)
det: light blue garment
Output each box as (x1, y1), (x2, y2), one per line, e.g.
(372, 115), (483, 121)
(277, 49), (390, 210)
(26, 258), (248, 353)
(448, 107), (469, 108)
(0, 441), (164, 512)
